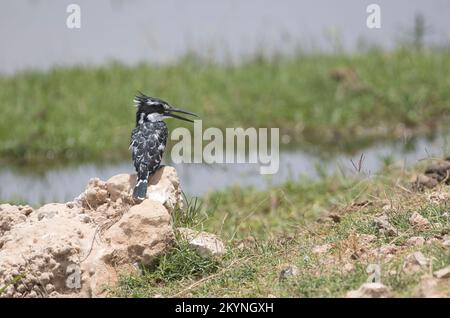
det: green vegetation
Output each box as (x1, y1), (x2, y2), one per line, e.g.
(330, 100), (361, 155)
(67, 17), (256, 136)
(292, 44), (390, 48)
(112, 163), (450, 297)
(1, 48), (450, 164)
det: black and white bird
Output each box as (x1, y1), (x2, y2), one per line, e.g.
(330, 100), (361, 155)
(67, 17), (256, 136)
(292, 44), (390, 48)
(130, 92), (197, 199)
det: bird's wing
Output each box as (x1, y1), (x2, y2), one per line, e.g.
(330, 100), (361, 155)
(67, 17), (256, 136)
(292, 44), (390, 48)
(130, 122), (168, 178)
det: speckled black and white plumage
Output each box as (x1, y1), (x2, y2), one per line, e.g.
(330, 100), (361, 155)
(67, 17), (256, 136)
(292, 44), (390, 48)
(130, 93), (197, 199)
(130, 121), (167, 198)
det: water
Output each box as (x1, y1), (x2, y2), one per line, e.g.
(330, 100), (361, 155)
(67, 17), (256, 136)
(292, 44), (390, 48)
(1, 0), (450, 74)
(1, 136), (449, 205)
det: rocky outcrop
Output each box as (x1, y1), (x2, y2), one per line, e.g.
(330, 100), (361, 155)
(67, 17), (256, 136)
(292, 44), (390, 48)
(0, 166), (182, 298)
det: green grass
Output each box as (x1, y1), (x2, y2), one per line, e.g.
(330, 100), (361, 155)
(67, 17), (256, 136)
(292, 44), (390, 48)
(114, 239), (220, 298)
(112, 164), (450, 297)
(199, 175), (363, 239)
(1, 48), (450, 164)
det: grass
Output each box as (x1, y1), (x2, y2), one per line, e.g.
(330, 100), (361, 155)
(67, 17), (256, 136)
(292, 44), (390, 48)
(1, 48), (450, 165)
(198, 175), (362, 240)
(112, 162), (450, 297)
(115, 240), (221, 298)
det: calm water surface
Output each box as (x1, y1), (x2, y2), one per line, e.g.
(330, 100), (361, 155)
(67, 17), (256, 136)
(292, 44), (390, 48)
(1, 136), (449, 205)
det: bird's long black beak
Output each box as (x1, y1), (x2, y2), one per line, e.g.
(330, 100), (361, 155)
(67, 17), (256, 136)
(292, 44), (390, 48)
(166, 106), (198, 123)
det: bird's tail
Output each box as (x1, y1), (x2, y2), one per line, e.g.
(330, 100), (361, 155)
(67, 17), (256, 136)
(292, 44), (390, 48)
(133, 176), (148, 199)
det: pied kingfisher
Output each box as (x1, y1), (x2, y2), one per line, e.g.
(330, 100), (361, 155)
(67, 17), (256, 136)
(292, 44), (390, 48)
(130, 92), (197, 199)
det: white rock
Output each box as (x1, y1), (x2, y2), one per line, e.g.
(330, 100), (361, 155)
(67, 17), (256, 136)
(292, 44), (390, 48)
(36, 204), (61, 221)
(409, 212), (430, 230)
(146, 166), (183, 212)
(403, 252), (429, 274)
(178, 228), (226, 258)
(106, 174), (134, 201)
(103, 199), (174, 266)
(433, 265), (450, 279)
